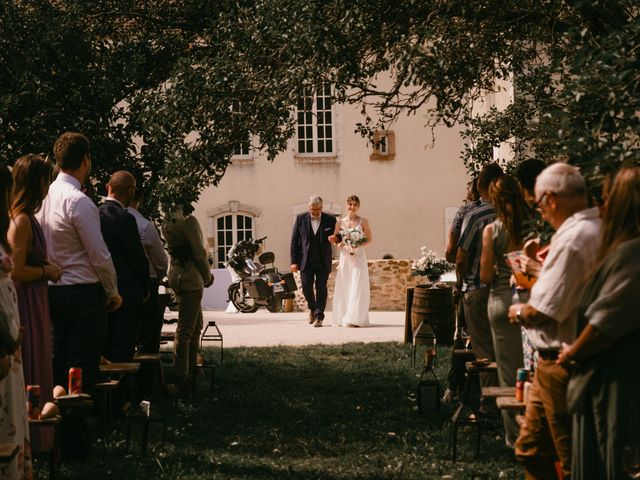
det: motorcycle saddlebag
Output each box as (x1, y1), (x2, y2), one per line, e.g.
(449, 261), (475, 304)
(281, 272), (298, 292)
(246, 278), (271, 298)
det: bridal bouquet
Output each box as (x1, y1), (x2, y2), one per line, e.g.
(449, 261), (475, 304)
(411, 247), (453, 279)
(339, 227), (367, 256)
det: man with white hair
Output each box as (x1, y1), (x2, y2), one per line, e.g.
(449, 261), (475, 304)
(509, 163), (601, 479)
(290, 196), (337, 327)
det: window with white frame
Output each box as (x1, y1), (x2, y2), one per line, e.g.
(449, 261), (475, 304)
(214, 214), (255, 268)
(296, 83), (334, 155)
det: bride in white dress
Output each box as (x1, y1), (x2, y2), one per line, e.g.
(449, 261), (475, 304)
(329, 195), (373, 328)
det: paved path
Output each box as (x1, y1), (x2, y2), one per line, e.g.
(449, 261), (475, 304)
(166, 310), (406, 348)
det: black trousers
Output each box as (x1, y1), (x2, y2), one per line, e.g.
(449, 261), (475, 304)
(49, 284), (107, 395)
(300, 266), (330, 320)
(137, 281), (163, 354)
(104, 305), (143, 362)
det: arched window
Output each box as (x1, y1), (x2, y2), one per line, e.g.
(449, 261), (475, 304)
(214, 214), (255, 268)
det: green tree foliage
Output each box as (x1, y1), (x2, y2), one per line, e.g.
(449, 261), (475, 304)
(1, 0), (637, 212)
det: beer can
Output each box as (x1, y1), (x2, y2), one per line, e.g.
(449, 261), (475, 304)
(515, 381), (524, 402)
(69, 367), (83, 395)
(516, 368), (529, 382)
(26, 385), (41, 418)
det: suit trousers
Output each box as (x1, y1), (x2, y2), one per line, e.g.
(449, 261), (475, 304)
(174, 289), (203, 379)
(49, 284), (107, 394)
(516, 359), (572, 479)
(104, 305), (143, 362)
(462, 287), (498, 390)
(300, 267), (330, 320)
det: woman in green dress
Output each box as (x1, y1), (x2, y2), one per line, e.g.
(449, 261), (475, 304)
(558, 164), (640, 479)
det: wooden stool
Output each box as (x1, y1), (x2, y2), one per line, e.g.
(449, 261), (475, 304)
(133, 353), (167, 393)
(95, 379), (120, 428)
(496, 396), (526, 412)
(200, 321), (223, 363)
(125, 408), (167, 455)
(194, 356), (215, 395)
(0, 443), (19, 464)
(29, 415), (62, 479)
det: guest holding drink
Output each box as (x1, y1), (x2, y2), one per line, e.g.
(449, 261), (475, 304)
(8, 154), (60, 454)
(558, 164), (640, 479)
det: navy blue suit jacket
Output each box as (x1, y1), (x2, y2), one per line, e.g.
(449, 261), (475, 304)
(99, 199), (150, 307)
(290, 212), (337, 272)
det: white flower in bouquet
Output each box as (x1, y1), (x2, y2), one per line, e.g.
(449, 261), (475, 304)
(339, 227), (367, 255)
(411, 247), (453, 278)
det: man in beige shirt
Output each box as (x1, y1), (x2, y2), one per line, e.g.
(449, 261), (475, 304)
(509, 163), (601, 479)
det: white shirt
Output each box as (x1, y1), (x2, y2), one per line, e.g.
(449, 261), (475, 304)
(527, 207), (602, 349)
(311, 215), (321, 234)
(36, 172), (118, 297)
(127, 207), (168, 280)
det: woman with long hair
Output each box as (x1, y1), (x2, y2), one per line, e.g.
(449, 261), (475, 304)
(0, 164), (32, 479)
(558, 164), (640, 479)
(8, 154), (59, 453)
(480, 174), (532, 446)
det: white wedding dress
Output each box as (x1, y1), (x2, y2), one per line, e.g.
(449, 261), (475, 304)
(332, 219), (370, 327)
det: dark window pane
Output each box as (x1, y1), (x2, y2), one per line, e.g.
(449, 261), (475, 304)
(326, 126), (332, 138)
(317, 126), (324, 138)
(318, 141), (325, 153)
(297, 112), (304, 124)
(298, 126), (305, 138)
(245, 217), (252, 228)
(226, 231), (232, 245)
(217, 232), (224, 245)
(325, 97), (332, 109)
(298, 140), (306, 152)
(237, 215), (244, 229)
(218, 247), (225, 260)
(317, 98), (323, 110)
(237, 231), (245, 241)
(306, 112), (312, 124)
(306, 140), (313, 152)
(225, 215), (231, 229)
(326, 140), (333, 152)
(217, 217), (224, 229)
(297, 98), (304, 109)
(306, 126), (312, 137)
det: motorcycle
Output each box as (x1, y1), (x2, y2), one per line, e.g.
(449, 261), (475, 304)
(226, 237), (298, 313)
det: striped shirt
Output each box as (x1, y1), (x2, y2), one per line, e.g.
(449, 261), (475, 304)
(458, 201), (496, 291)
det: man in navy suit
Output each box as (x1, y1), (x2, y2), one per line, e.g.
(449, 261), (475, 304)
(290, 196), (337, 327)
(99, 171), (150, 361)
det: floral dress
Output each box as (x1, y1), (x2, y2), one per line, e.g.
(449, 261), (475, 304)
(0, 245), (32, 480)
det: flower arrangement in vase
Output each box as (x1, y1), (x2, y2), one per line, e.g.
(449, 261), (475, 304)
(411, 247), (454, 285)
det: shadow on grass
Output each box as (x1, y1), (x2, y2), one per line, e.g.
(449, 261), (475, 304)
(61, 343), (522, 480)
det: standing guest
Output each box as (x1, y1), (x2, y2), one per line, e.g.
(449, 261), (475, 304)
(456, 162), (503, 393)
(515, 159), (546, 206)
(99, 171), (150, 362)
(0, 164), (32, 479)
(127, 188), (168, 395)
(330, 195), (373, 328)
(446, 177), (480, 264)
(36, 132), (122, 394)
(558, 164), (640, 480)
(290, 196), (337, 328)
(8, 154), (60, 454)
(479, 174), (530, 446)
(509, 163), (601, 480)
(163, 203), (213, 393)
(127, 190), (168, 350)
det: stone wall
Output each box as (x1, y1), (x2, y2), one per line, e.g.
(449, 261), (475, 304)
(293, 259), (426, 312)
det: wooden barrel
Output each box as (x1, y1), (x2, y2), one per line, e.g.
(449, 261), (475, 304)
(411, 285), (455, 345)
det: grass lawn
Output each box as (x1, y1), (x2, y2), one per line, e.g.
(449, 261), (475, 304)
(60, 342), (522, 479)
